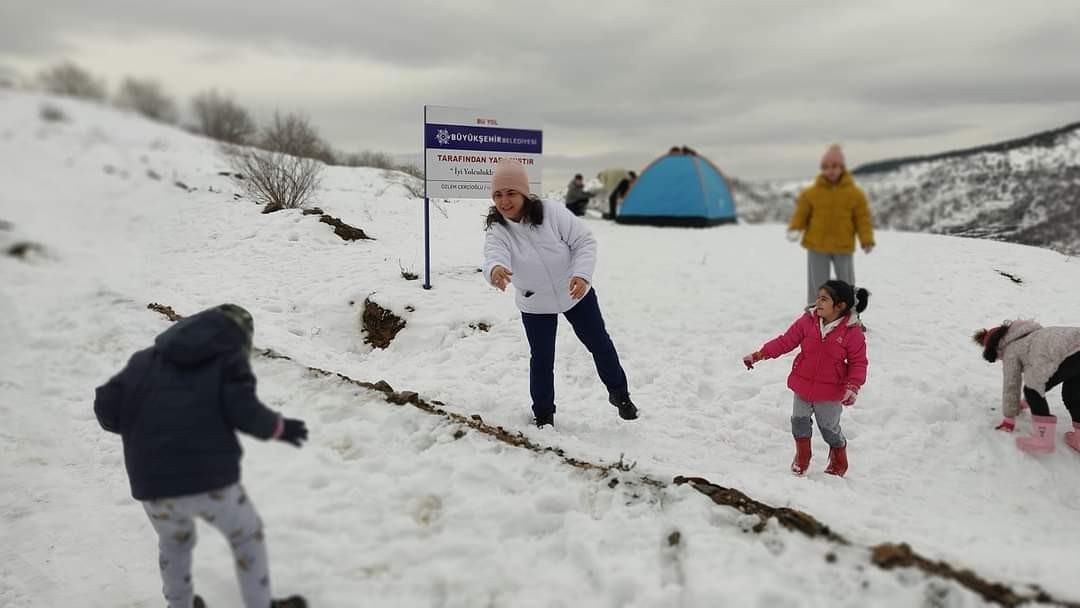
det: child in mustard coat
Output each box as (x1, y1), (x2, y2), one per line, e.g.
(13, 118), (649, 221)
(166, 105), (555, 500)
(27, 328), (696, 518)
(787, 144), (876, 304)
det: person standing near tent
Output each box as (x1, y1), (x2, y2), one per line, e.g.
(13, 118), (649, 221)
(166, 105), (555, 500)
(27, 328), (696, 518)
(787, 144), (876, 305)
(483, 159), (639, 428)
(564, 173), (591, 216)
(596, 167), (630, 219)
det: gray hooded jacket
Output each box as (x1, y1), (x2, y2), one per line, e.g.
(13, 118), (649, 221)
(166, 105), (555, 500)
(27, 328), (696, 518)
(999, 320), (1080, 416)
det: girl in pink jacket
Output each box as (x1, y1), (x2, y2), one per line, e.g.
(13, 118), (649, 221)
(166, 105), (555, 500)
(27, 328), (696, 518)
(743, 280), (869, 477)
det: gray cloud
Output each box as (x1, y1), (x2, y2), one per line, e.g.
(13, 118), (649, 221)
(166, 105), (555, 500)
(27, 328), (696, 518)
(2, 1), (1079, 184)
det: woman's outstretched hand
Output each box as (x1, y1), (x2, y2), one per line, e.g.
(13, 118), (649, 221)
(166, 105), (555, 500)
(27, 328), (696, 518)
(569, 277), (589, 300)
(491, 266), (513, 291)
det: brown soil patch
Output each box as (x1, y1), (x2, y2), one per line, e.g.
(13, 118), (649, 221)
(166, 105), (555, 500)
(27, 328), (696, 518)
(362, 297), (405, 349)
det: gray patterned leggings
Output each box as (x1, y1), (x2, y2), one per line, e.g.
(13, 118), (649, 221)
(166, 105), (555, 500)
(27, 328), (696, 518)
(791, 394), (847, 448)
(142, 483), (272, 608)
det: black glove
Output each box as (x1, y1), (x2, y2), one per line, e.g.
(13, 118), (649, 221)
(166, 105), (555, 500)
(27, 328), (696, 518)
(279, 418), (308, 447)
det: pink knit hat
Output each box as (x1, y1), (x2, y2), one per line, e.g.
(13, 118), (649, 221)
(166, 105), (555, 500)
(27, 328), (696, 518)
(491, 159), (530, 198)
(820, 144), (845, 167)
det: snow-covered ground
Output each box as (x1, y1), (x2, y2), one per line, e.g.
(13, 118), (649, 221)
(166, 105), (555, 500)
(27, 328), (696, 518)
(3, 90), (1080, 607)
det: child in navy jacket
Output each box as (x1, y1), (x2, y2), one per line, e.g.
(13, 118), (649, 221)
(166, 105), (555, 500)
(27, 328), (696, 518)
(94, 304), (307, 608)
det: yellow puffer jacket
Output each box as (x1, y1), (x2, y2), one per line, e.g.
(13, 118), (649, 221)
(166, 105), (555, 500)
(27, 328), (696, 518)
(788, 172), (875, 254)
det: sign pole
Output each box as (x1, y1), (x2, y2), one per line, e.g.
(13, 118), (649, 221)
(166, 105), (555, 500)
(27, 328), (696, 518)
(423, 105), (432, 290)
(423, 197), (431, 290)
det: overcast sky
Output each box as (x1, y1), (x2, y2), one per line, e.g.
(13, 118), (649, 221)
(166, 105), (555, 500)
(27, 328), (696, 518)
(3, 1), (1079, 188)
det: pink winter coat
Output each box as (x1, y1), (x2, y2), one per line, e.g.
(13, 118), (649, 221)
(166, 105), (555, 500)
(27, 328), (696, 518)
(759, 310), (868, 403)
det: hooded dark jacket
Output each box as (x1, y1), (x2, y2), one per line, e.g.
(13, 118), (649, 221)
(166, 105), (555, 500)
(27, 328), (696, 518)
(94, 310), (280, 500)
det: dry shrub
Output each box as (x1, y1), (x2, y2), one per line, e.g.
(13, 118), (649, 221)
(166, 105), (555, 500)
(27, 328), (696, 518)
(192, 90), (256, 144)
(36, 62), (106, 100)
(226, 144), (323, 213)
(259, 112), (334, 163)
(115, 77), (178, 124)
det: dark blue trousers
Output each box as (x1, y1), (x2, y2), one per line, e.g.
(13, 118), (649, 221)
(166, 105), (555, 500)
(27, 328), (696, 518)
(520, 289), (629, 418)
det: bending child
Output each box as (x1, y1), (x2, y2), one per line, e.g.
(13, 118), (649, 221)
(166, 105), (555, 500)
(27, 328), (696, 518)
(975, 319), (1080, 454)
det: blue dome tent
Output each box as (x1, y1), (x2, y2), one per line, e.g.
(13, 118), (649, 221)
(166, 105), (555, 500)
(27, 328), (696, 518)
(615, 152), (737, 227)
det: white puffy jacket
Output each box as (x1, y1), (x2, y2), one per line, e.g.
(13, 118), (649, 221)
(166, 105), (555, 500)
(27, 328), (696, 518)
(483, 199), (597, 314)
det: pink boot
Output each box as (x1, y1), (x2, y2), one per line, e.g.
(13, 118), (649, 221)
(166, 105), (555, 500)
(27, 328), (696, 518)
(1015, 415), (1056, 453)
(1065, 422), (1080, 455)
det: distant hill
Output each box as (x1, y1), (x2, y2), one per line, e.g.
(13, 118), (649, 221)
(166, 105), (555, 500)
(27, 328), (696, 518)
(851, 122), (1080, 176)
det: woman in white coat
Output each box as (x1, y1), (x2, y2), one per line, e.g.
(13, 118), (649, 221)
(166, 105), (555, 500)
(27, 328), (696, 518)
(483, 159), (638, 428)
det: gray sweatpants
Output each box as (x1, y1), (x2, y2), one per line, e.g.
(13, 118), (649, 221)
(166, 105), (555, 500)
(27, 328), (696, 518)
(791, 394), (847, 448)
(142, 483), (272, 608)
(807, 250), (855, 305)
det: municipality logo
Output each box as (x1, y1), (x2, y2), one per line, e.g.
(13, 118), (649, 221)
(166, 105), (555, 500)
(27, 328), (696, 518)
(435, 129), (451, 146)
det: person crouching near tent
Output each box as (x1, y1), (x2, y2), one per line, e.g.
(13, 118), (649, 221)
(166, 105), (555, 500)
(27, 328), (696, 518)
(483, 159), (639, 428)
(94, 304), (308, 608)
(742, 281), (870, 477)
(787, 144), (876, 306)
(975, 320), (1080, 454)
(564, 173), (592, 216)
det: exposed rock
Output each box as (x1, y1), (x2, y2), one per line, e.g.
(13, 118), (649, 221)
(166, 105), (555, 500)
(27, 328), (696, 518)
(7, 242), (45, 259)
(320, 214), (372, 241)
(370, 380), (394, 394)
(147, 302), (183, 321)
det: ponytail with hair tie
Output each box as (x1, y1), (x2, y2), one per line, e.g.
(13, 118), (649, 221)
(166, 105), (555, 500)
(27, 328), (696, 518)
(973, 321), (1012, 363)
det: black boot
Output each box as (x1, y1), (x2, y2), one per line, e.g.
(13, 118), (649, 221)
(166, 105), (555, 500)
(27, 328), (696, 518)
(194, 596), (206, 608)
(534, 410), (554, 428)
(271, 596), (307, 608)
(609, 394), (639, 420)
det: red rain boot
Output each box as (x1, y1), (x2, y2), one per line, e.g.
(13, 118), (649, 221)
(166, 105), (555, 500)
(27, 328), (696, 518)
(791, 437), (811, 475)
(1015, 415), (1056, 454)
(1064, 422), (1080, 455)
(824, 446), (848, 477)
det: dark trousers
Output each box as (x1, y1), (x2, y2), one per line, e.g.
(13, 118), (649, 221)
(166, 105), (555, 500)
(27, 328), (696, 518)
(607, 179), (630, 219)
(566, 198), (589, 216)
(520, 289), (629, 417)
(1023, 351), (1080, 423)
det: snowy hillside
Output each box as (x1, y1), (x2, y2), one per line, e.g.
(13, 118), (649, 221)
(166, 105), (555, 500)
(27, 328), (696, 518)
(735, 123), (1080, 255)
(3, 90), (1080, 607)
